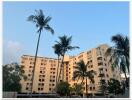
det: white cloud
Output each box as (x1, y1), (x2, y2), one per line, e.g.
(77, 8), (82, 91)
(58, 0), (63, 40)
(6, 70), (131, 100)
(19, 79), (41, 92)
(3, 40), (23, 64)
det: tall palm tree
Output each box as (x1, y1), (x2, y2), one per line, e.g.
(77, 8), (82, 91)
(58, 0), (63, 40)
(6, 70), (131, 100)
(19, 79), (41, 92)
(52, 44), (62, 87)
(73, 60), (96, 97)
(55, 35), (79, 82)
(106, 34), (129, 89)
(27, 9), (54, 94)
(106, 34), (129, 73)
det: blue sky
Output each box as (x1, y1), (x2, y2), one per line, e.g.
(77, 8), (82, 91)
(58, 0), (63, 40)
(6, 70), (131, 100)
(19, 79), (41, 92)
(3, 1), (129, 64)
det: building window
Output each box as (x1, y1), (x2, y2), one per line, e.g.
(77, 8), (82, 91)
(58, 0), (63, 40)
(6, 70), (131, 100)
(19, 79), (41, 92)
(38, 88), (40, 91)
(98, 62), (103, 66)
(53, 68), (56, 70)
(39, 79), (41, 82)
(93, 87), (95, 90)
(90, 87), (92, 91)
(29, 66), (32, 68)
(41, 88), (43, 90)
(42, 79), (44, 82)
(26, 87), (29, 90)
(28, 74), (31, 76)
(97, 57), (102, 60)
(49, 88), (51, 91)
(106, 69), (107, 71)
(38, 83), (41, 86)
(53, 76), (55, 78)
(42, 83), (44, 86)
(52, 84), (54, 86)
(107, 74), (109, 77)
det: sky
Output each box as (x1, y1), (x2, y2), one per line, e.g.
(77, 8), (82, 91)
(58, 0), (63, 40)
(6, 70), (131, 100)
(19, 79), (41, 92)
(3, 1), (129, 64)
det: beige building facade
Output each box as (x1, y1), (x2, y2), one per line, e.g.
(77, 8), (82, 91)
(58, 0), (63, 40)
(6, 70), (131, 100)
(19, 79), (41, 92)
(21, 44), (121, 94)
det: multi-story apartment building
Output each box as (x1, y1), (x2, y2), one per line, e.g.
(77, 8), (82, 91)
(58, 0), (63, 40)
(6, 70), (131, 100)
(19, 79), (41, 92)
(20, 44), (121, 94)
(63, 44), (121, 94)
(20, 56), (60, 93)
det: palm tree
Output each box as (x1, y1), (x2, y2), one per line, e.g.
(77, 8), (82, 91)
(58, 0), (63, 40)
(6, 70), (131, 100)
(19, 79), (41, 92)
(27, 9), (54, 94)
(73, 60), (96, 97)
(106, 34), (129, 73)
(120, 57), (129, 87)
(106, 34), (129, 90)
(55, 35), (79, 82)
(52, 44), (62, 87)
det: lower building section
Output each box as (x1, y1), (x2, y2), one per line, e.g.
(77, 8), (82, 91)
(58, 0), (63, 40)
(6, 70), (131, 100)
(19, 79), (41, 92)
(20, 44), (121, 94)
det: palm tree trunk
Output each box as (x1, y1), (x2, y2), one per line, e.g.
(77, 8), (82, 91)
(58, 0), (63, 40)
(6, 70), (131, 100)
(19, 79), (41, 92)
(57, 55), (64, 82)
(81, 77), (84, 97)
(86, 78), (88, 97)
(62, 55), (65, 81)
(81, 77), (84, 85)
(56, 55), (60, 88)
(30, 31), (41, 96)
(124, 72), (128, 88)
(125, 57), (129, 73)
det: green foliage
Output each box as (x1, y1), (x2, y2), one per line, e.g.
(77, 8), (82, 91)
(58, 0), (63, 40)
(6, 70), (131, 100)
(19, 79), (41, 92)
(3, 63), (27, 92)
(55, 35), (79, 82)
(55, 35), (79, 56)
(73, 60), (96, 96)
(56, 81), (70, 96)
(108, 78), (123, 95)
(73, 60), (96, 83)
(105, 34), (129, 73)
(99, 80), (107, 95)
(71, 83), (83, 95)
(28, 9), (54, 34)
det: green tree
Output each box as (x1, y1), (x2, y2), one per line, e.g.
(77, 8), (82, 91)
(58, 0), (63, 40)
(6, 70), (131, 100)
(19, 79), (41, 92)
(56, 81), (70, 96)
(73, 60), (96, 97)
(55, 35), (79, 82)
(98, 68), (107, 96)
(106, 34), (129, 89)
(3, 63), (27, 92)
(52, 44), (62, 88)
(71, 83), (83, 96)
(99, 80), (107, 96)
(106, 34), (129, 73)
(108, 78), (123, 95)
(27, 9), (54, 93)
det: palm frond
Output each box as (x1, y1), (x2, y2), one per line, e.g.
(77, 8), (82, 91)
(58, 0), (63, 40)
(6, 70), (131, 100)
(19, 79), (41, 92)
(67, 46), (80, 50)
(44, 24), (54, 34)
(27, 15), (37, 23)
(44, 16), (52, 25)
